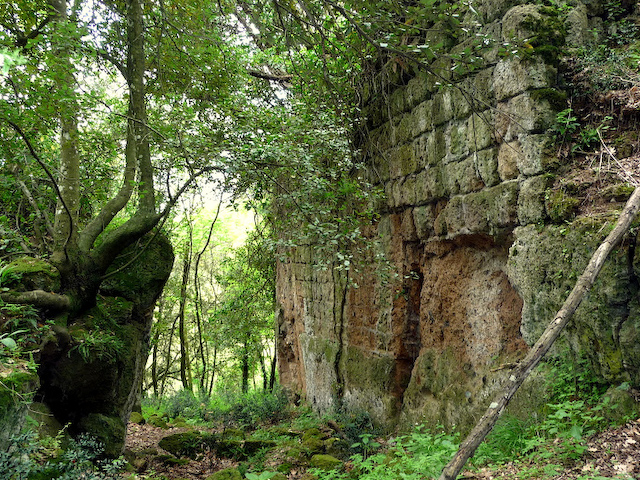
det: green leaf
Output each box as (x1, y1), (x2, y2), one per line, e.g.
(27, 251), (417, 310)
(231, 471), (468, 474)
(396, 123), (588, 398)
(1, 337), (18, 350)
(569, 425), (583, 440)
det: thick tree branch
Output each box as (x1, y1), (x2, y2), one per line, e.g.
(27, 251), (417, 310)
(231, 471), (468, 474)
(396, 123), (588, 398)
(94, 165), (219, 278)
(127, 0), (155, 214)
(439, 187), (640, 480)
(248, 69), (293, 86)
(1, 290), (70, 311)
(78, 108), (137, 252)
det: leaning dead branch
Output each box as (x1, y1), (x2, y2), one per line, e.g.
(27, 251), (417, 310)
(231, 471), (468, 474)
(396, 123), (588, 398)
(439, 186), (640, 480)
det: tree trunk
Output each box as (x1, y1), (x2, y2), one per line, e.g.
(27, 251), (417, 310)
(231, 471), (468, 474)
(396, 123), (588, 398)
(178, 244), (193, 392)
(439, 187), (640, 480)
(241, 338), (250, 394)
(269, 348), (277, 391)
(50, 0), (80, 269)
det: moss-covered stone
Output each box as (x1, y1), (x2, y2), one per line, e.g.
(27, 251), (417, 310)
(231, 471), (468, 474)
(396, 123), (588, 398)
(77, 413), (126, 458)
(244, 438), (277, 456)
(545, 190), (580, 223)
(601, 183), (635, 202)
(216, 438), (245, 459)
(600, 384), (640, 425)
(205, 467), (243, 480)
(147, 414), (168, 429)
(301, 436), (325, 455)
(31, 235), (174, 460)
(530, 88), (567, 110)
(0, 365), (39, 451)
(309, 454), (342, 470)
(158, 454), (190, 465)
(29, 401), (66, 440)
(222, 427), (245, 440)
(158, 431), (204, 458)
(508, 216), (640, 384)
(129, 411), (144, 424)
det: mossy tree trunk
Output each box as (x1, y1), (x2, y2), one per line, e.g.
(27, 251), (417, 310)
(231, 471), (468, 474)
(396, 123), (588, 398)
(1, 0), (176, 456)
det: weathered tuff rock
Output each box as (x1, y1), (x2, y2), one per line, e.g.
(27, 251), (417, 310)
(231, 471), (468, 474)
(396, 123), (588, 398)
(276, 1), (640, 432)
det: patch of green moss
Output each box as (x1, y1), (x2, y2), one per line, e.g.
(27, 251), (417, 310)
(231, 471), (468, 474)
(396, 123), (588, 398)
(147, 414), (168, 429)
(309, 454), (342, 470)
(301, 436), (325, 456)
(129, 411), (144, 424)
(545, 190), (580, 223)
(3, 257), (60, 291)
(602, 183), (636, 202)
(205, 467), (243, 480)
(78, 413), (126, 458)
(158, 454), (190, 466)
(530, 88), (568, 110)
(520, 6), (566, 65)
(0, 369), (38, 416)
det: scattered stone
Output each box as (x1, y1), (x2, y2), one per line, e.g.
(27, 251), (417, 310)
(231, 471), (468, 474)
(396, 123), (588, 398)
(129, 411), (144, 424)
(309, 454), (342, 470)
(205, 467), (243, 480)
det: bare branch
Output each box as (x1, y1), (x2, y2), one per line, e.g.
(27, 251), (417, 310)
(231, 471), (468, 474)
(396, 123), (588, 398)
(15, 177), (55, 239)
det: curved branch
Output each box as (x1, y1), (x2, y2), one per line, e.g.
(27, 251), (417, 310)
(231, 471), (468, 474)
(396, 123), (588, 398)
(1, 290), (70, 311)
(78, 108), (138, 252)
(94, 166), (220, 278)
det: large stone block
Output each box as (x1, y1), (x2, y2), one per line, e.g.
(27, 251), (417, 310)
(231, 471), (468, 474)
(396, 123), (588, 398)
(508, 218), (640, 384)
(435, 181), (519, 238)
(415, 165), (446, 204)
(495, 93), (557, 141)
(443, 157), (485, 195)
(446, 121), (470, 161)
(518, 174), (552, 224)
(413, 205), (435, 240)
(517, 133), (557, 176)
(498, 141), (521, 180)
(493, 57), (557, 101)
(467, 111), (495, 152)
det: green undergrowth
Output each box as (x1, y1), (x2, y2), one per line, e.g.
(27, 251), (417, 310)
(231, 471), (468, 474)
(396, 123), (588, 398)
(470, 357), (633, 478)
(142, 387), (292, 428)
(0, 431), (126, 480)
(7, 355), (632, 480)
(129, 355), (635, 480)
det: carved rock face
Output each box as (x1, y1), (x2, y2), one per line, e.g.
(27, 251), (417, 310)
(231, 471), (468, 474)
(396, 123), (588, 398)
(276, 1), (640, 432)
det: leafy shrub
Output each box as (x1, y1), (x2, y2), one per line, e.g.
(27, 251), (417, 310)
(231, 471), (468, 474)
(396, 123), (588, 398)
(0, 432), (125, 480)
(311, 425), (459, 480)
(220, 388), (291, 428)
(474, 414), (533, 464)
(335, 409), (380, 451)
(163, 389), (209, 420)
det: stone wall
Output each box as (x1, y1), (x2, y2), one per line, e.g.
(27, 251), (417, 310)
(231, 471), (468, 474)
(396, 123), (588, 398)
(276, 0), (640, 431)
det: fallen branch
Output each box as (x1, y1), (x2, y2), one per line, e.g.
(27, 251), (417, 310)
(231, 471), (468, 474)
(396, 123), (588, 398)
(439, 186), (640, 480)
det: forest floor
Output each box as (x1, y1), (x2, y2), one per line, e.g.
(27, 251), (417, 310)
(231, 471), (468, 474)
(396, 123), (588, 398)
(124, 417), (640, 479)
